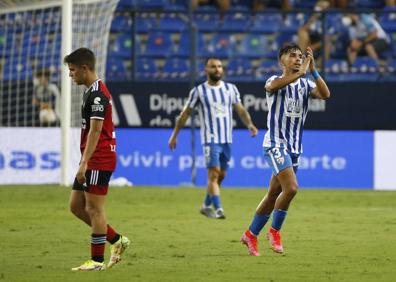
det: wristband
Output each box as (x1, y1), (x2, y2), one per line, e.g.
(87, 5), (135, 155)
(312, 70), (320, 80)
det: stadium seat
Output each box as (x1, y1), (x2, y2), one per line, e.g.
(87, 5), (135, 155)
(108, 33), (134, 58)
(349, 57), (379, 81)
(324, 59), (349, 82)
(177, 31), (205, 57)
(135, 57), (159, 79)
(282, 13), (307, 33)
(162, 58), (189, 80)
(226, 58), (253, 81)
(204, 33), (237, 58)
(250, 13), (283, 33)
(267, 33), (297, 58)
(379, 9), (396, 32)
(194, 13), (220, 32)
(164, 0), (187, 12)
(255, 60), (281, 81)
(135, 13), (158, 33)
(116, 0), (137, 10)
(325, 13), (346, 35)
(158, 13), (188, 32)
(144, 31), (173, 57)
(111, 12), (132, 32)
(239, 33), (269, 58)
(2, 59), (33, 81)
(135, 0), (168, 9)
(106, 58), (130, 81)
(219, 13), (251, 32)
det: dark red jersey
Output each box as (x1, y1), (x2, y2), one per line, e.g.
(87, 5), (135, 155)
(80, 79), (116, 171)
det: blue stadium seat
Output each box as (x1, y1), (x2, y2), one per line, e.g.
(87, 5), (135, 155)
(239, 34), (269, 58)
(255, 60), (281, 81)
(349, 57), (379, 81)
(108, 34), (134, 58)
(226, 58), (253, 81)
(135, 13), (158, 33)
(219, 13), (251, 32)
(162, 58), (189, 80)
(204, 33), (237, 58)
(324, 59), (349, 82)
(177, 32), (205, 57)
(282, 13), (307, 33)
(194, 13), (220, 32)
(325, 13), (346, 35)
(111, 12), (132, 32)
(251, 14), (283, 33)
(135, 0), (168, 9)
(144, 31), (173, 57)
(267, 33), (297, 58)
(106, 58), (130, 81)
(116, 0), (137, 10)
(2, 59), (33, 81)
(197, 60), (206, 80)
(158, 13), (188, 32)
(379, 9), (396, 32)
(164, 0), (187, 12)
(135, 57), (159, 79)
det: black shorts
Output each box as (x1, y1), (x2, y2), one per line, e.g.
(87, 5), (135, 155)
(72, 170), (113, 195)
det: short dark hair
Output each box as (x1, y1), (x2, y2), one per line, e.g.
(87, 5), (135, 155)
(204, 57), (222, 66)
(63, 47), (96, 70)
(278, 44), (302, 60)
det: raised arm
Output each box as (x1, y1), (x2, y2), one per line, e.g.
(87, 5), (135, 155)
(233, 103), (258, 137)
(306, 47), (331, 100)
(168, 107), (193, 150)
(265, 56), (310, 93)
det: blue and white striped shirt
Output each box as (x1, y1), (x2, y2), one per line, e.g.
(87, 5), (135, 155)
(263, 75), (316, 154)
(185, 81), (241, 144)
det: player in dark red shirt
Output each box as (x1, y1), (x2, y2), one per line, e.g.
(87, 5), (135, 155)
(64, 48), (129, 271)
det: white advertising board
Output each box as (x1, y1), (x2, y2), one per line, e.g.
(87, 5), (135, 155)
(0, 128), (79, 184)
(374, 131), (396, 190)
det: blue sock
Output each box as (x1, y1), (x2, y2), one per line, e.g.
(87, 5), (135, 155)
(249, 213), (271, 236)
(211, 195), (222, 210)
(271, 209), (288, 231)
(204, 193), (212, 207)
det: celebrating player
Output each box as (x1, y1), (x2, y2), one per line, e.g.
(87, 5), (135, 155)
(64, 48), (129, 271)
(241, 45), (330, 255)
(168, 57), (258, 219)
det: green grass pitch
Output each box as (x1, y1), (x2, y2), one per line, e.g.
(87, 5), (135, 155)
(1, 186), (396, 282)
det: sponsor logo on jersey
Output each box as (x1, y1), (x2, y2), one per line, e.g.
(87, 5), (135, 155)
(94, 97), (101, 105)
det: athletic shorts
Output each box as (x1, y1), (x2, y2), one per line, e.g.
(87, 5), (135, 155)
(203, 143), (231, 170)
(72, 170), (113, 196)
(264, 147), (300, 176)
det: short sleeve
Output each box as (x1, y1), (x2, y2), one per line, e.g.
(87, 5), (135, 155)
(185, 87), (199, 109)
(89, 91), (109, 120)
(231, 84), (241, 104)
(306, 78), (317, 96)
(265, 75), (279, 95)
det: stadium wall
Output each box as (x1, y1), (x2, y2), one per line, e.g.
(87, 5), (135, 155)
(1, 128), (394, 190)
(108, 81), (396, 130)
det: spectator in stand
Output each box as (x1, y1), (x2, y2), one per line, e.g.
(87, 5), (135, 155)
(252, 0), (293, 12)
(344, 13), (391, 65)
(32, 69), (60, 126)
(297, 0), (332, 60)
